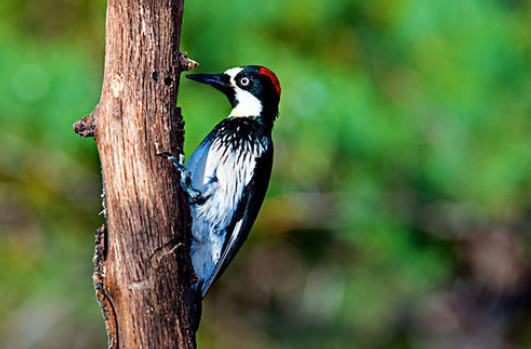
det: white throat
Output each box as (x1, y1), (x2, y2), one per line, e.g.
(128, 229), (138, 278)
(229, 89), (263, 117)
(224, 67), (263, 118)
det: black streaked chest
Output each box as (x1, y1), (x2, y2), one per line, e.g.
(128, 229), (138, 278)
(212, 118), (272, 157)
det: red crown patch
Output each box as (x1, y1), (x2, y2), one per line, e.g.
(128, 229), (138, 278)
(259, 67), (281, 96)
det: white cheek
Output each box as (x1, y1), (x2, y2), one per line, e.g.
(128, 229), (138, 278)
(224, 67), (262, 117)
(230, 87), (263, 117)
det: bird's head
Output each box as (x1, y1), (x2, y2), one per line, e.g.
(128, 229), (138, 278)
(186, 65), (281, 123)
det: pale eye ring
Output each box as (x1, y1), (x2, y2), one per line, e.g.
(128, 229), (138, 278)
(239, 77), (251, 87)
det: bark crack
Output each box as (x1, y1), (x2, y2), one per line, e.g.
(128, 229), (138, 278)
(150, 238), (184, 268)
(93, 225), (119, 349)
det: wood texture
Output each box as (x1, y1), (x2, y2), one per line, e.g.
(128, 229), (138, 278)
(75, 0), (200, 347)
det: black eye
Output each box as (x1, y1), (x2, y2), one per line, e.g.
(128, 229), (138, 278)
(239, 77), (251, 88)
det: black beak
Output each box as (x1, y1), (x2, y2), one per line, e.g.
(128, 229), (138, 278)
(186, 73), (236, 106)
(186, 73), (231, 92)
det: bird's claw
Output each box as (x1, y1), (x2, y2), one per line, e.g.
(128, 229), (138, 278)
(158, 150), (204, 205)
(188, 188), (206, 205)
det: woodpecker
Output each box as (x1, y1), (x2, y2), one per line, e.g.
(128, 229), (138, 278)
(161, 65), (281, 298)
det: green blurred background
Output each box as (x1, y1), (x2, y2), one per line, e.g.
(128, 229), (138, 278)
(2, 0), (531, 348)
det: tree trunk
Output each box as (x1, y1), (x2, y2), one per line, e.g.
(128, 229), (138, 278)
(74, 0), (200, 348)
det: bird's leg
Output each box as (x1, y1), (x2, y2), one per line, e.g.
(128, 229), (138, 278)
(157, 150), (205, 205)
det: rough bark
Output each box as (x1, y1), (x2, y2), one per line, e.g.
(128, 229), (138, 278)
(74, 0), (200, 348)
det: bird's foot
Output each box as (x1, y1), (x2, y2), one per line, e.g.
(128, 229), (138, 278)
(158, 150), (204, 205)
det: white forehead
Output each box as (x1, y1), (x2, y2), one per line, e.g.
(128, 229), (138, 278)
(224, 67), (244, 79)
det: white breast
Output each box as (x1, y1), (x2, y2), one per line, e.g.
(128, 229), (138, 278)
(186, 135), (266, 284)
